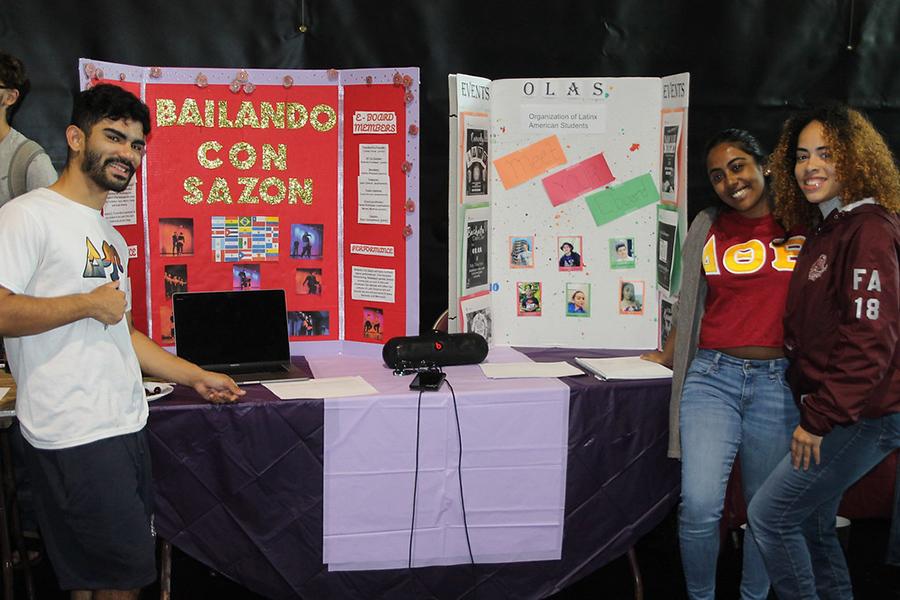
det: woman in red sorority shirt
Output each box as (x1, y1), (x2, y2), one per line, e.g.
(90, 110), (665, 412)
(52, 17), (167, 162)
(644, 129), (805, 600)
(747, 104), (900, 600)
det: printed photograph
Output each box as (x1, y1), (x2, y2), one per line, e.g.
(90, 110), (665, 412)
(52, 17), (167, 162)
(609, 237), (636, 269)
(465, 218), (489, 289)
(159, 218), (194, 256)
(517, 281), (542, 316)
(163, 264), (188, 299)
(509, 236), (534, 268)
(464, 307), (492, 345)
(232, 264), (261, 290)
(160, 304), (175, 342)
(565, 283), (591, 317)
(288, 310), (331, 337)
(558, 236), (583, 270)
(295, 268), (323, 295)
(363, 307), (384, 340)
(465, 127), (488, 196)
(660, 296), (674, 349)
(619, 280), (644, 315)
(290, 223), (324, 259)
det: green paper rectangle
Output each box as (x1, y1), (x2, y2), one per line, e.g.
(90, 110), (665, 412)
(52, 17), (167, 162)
(584, 173), (659, 227)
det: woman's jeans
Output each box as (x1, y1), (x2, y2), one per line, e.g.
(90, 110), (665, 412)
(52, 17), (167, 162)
(679, 350), (799, 600)
(748, 413), (900, 600)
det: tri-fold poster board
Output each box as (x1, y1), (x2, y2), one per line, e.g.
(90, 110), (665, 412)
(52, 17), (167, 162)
(449, 72), (690, 349)
(80, 59), (420, 351)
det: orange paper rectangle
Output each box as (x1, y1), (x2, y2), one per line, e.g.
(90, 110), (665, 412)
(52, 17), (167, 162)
(493, 135), (567, 190)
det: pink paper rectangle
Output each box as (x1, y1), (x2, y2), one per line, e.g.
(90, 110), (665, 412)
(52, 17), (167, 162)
(541, 153), (615, 207)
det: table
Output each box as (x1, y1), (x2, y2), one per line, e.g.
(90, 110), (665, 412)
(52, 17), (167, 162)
(147, 349), (680, 599)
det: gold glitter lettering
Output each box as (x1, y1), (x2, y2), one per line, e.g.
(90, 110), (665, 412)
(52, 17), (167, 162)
(197, 141), (223, 169)
(207, 177), (234, 204)
(176, 99), (203, 127)
(234, 101), (261, 129)
(309, 104), (336, 132)
(183, 176), (203, 204)
(259, 177), (286, 204)
(262, 144), (287, 171)
(286, 103), (309, 129)
(218, 101), (235, 128)
(203, 100), (215, 127)
(288, 178), (314, 205)
(229, 142), (257, 170)
(260, 102), (285, 129)
(156, 99), (176, 127)
(237, 177), (259, 203)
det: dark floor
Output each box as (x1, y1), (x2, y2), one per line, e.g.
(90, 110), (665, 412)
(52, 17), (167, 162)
(16, 509), (900, 599)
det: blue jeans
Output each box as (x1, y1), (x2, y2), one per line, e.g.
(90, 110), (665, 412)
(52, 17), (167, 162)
(748, 413), (900, 600)
(679, 350), (799, 600)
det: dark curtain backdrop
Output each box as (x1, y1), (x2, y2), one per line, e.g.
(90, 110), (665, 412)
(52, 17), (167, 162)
(3, 0), (898, 331)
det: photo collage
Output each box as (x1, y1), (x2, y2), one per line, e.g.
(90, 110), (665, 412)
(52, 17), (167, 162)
(509, 234), (644, 319)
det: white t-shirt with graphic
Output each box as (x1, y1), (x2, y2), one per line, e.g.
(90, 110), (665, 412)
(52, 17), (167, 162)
(0, 188), (145, 449)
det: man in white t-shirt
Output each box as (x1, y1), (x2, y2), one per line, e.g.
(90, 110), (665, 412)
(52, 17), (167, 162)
(0, 84), (244, 599)
(0, 51), (57, 207)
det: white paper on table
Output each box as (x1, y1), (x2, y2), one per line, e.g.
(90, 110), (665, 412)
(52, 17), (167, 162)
(0, 388), (8, 402)
(263, 376), (377, 399)
(574, 356), (672, 380)
(480, 361), (584, 379)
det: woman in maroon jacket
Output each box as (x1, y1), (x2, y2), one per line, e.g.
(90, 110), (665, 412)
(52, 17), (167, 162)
(747, 104), (900, 599)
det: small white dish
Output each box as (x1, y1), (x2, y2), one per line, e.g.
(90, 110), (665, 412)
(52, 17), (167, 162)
(143, 382), (174, 402)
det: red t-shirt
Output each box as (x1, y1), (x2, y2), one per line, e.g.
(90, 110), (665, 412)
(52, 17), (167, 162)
(698, 210), (805, 349)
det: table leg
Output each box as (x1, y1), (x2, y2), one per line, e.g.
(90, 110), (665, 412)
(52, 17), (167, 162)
(159, 539), (172, 600)
(626, 546), (644, 600)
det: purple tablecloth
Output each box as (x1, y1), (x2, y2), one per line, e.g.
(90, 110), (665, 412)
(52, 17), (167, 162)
(148, 350), (679, 599)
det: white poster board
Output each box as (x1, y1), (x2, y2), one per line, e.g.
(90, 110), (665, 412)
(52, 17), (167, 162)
(450, 73), (689, 349)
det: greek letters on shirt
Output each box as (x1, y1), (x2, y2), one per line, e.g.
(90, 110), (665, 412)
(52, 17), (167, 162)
(83, 237), (124, 281)
(851, 267), (882, 320)
(702, 234), (806, 275)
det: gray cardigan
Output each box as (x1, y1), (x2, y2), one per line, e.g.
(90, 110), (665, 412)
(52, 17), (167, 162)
(667, 206), (719, 459)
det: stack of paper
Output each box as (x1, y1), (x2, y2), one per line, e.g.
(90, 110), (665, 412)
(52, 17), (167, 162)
(574, 356), (672, 380)
(479, 361), (585, 379)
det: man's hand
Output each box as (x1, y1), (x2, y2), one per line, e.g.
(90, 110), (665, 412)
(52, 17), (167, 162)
(791, 425), (823, 470)
(191, 370), (245, 404)
(88, 281), (127, 325)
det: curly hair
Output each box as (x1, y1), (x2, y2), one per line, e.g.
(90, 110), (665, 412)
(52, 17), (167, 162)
(771, 104), (900, 230)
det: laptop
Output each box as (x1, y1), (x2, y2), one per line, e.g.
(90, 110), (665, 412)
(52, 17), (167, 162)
(172, 289), (311, 385)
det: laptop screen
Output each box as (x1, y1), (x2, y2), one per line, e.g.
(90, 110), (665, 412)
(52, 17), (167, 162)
(172, 289), (290, 368)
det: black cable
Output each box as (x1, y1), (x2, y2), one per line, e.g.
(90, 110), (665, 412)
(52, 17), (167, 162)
(445, 380), (476, 581)
(408, 387), (424, 569)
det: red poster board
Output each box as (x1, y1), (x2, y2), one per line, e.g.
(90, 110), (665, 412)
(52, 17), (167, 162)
(81, 61), (419, 347)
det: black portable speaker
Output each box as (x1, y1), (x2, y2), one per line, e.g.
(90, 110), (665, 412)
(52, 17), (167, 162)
(382, 332), (489, 369)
